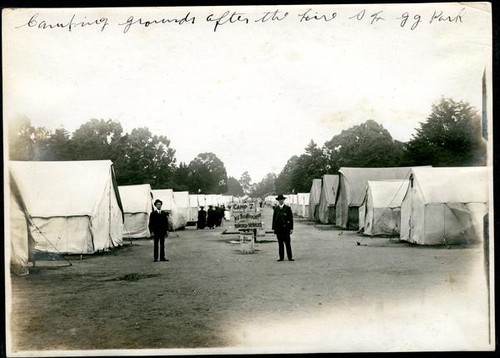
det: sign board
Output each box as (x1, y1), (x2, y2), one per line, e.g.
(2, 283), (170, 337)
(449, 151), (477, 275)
(234, 211), (263, 229)
(233, 201), (262, 229)
(231, 202), (256, 212)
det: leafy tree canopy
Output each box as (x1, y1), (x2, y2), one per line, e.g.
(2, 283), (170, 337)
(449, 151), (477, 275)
(188, 152), (228, 194)
(405, 98), (486, 166)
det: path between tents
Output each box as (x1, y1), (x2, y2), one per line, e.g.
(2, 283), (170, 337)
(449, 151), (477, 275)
(8, 206), (490, 354)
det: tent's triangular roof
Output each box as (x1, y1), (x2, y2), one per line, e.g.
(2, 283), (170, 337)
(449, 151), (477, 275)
(151, 189), (176, 210)
(321, 174), (339, 205)
(118, 184), (152, 213)
(409, 167), (489, 204)
(366, 179), (409, 208)
(173, 191), (190, 208)
(339, 166), (426, 206)
(309, 178), (322, 205)
(9, 160), (122, 217)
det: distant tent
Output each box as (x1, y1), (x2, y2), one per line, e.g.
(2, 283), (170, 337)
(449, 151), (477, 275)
(318, 174), (339, 224)
(205, 194), (220, 207)
(264, 195), (276, 206)
(359, 179), (409, 237)
(400, 167), (489, 245)
(336, 167), (427, 230)
(308, 179), (322, 221)
(221, 195), (234, 207)
(10, 160), (124, 254)
(188, 194), (201, 222)
(173, 191), (191, 224)
(297, 193), (310, 218)
(151, 189), (187, 230)
(288, 194), (299, 214)
(118, 184), (153, 238)
(8, 172), (32, 275)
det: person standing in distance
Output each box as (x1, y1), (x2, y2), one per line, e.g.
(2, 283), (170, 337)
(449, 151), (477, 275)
(272, 194), (294, 261)
(149, 199), (169, 262)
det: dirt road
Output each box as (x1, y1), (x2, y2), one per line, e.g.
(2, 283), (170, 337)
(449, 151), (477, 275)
(7, 206), (492, 354)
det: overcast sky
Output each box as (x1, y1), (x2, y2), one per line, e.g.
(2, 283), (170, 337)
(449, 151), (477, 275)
(3, 3), (492, 182)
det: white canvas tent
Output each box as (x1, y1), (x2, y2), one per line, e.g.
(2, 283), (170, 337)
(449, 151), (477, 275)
(204, 194), (220, 207)
(188, 194), (201, 222)
(308, 179), (322, 221)
(400, 167), (489, 245)
(359, 179), (409, 237)
(9, 160), (124, 254)
(173, 191), (191, 223)
(288, 194), (299, 214)
(336, 167), (425, 230)
(297, 193), (310, 218)
(151, 189), (187, 230)
(318, 174), (339, 224)
(118, 184), (153, 238)
(8, 172), (31, 275)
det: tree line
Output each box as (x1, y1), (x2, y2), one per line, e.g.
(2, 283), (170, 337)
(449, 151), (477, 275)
(8, 98), (486, 197)
(247, 98), (486, 197)
(8, 117), (231, 194)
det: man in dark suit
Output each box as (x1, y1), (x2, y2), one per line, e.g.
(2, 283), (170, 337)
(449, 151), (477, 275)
(149, 199), (169, 262)
(272, 194), (294, 262)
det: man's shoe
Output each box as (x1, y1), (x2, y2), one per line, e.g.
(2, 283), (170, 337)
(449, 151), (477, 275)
(160, 258), (169, 261)
(153, 260), (158, 262)
(277, 259), (284, 261)
(288, 259), (295, 261)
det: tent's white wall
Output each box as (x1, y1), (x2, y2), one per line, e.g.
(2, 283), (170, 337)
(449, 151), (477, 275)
(308, 179), (322, 221)
(359, 180), (409, 237)
(296, 193), (310, 217)
(9, 160), (124, 254)
(151, 189), (187, 230)
(287, 194), (299, 214)
(336, 167), (424, 230)
(400, 167), (489, 245)
(118, 184), (153, 238)
(173, 191), (191, 224)
(318, 174), (339, 224)
(188, 194), (201, 222)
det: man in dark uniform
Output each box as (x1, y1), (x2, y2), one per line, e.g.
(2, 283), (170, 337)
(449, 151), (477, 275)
(272, 194), (294, 261)
(207, 205), (217, 229)
(149, 199), (169, 262)
(197, 206), (207, 229)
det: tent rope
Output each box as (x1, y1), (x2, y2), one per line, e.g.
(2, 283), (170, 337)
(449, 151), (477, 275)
(30, 223), (73, 266)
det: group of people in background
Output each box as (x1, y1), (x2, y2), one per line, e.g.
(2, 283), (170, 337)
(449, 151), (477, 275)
(150, 196), (294, 263)
(197, 205), (226, 230)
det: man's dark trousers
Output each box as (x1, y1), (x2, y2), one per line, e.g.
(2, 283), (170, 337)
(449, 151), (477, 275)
(276, 231), (292, 260)
(153, 234), (166, 261)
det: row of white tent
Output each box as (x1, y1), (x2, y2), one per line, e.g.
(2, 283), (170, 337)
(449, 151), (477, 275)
(271, 166), (490, 246)
(120, 185), (236, 238)
(7, 160), (240, 275)
(263, 193), (310, 218)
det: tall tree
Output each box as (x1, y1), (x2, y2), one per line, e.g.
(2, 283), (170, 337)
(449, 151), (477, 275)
(226, 176), (245, 196)
(172, 162), (191, 191)
(274, 155), (299, 194)
(289, 140), (329, 193)
(7, 116), (59, 161)
(71, 119), (124, 161)
(115, 127), (176, 187)
(239, 171), (253, 195)
(324, 119), (404, 171)
(250, 173), (277, 198)
(404, 98), (486, 166)
(187, 152), (228, 194)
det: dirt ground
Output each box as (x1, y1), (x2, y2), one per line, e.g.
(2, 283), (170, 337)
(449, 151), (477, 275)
(6, 206), (493, 355)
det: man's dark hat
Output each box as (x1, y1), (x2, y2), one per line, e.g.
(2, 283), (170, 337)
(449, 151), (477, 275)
(154, 199), (162, 205)
(275, 194), (286, 200)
